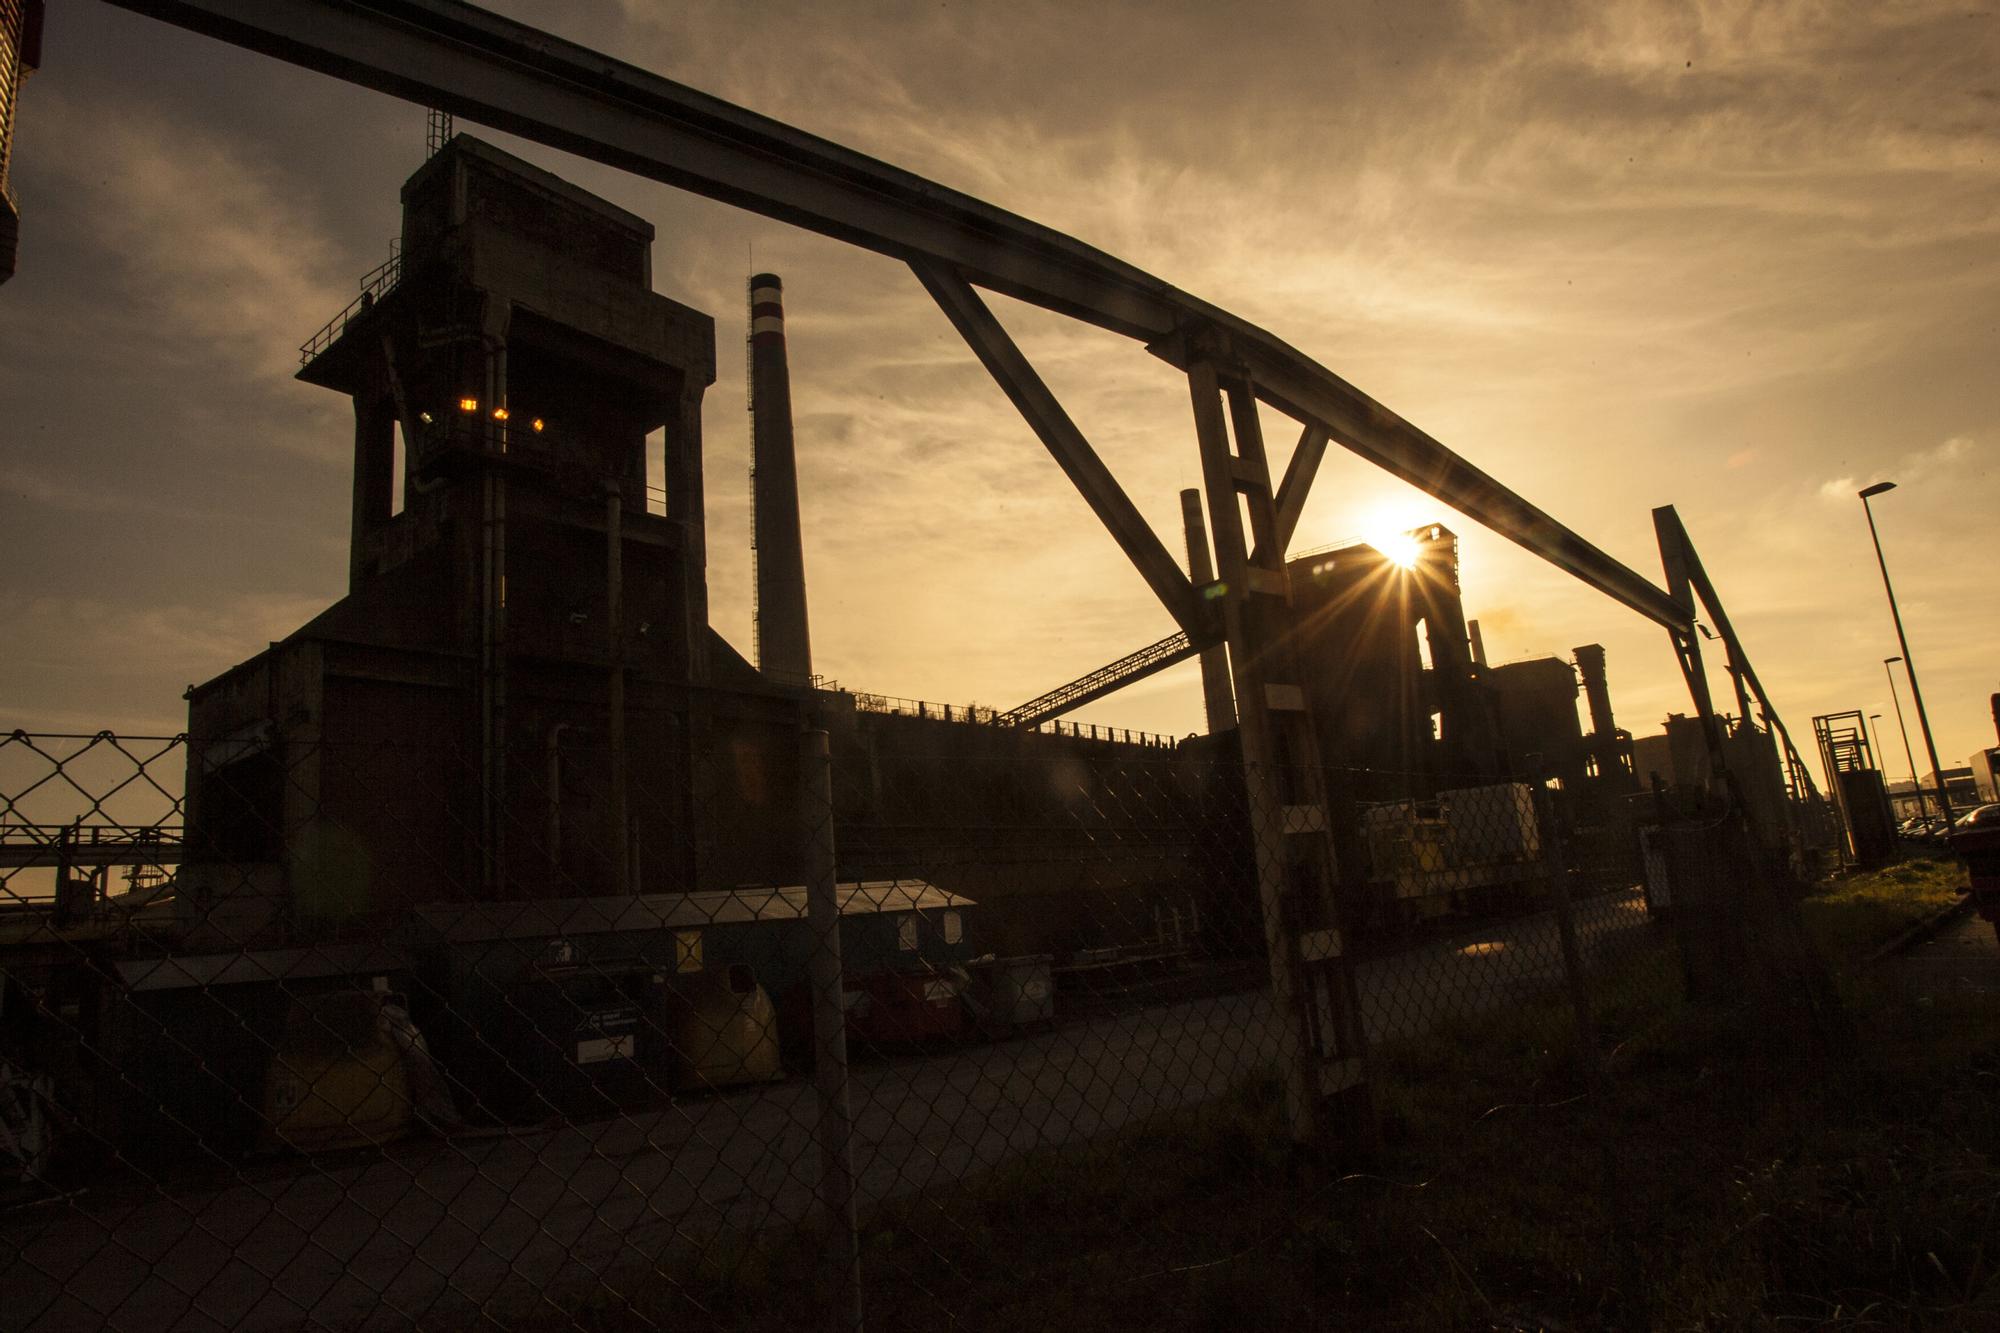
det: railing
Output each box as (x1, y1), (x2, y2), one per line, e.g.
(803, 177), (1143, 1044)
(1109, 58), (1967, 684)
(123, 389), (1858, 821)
(0, 822), (185, 871)
(298, 247), (404, 367)
(819, 687), (1181, 748)
(997, 631), (1197, 729)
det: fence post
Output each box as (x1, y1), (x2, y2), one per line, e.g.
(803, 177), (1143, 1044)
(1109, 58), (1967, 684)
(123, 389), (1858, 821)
(802, 726), (863, 1333)
(1537, 781), (1602, 1084)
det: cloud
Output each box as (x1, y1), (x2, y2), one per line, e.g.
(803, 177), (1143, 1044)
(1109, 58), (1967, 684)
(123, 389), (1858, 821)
(0, 591), (334, 735)
(1819, 434), (1982, 501)
(9, 0), (2000, 776)
(1906, 434), (1979, 480)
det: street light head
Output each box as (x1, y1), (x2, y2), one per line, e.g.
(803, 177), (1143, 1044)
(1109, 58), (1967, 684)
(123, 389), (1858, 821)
(1859, 481), (1897, 499)
(1885, 655), (1904, 666)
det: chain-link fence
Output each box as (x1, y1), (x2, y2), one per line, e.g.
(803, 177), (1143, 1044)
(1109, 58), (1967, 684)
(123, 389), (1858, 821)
(1, 723), (1835, 1331)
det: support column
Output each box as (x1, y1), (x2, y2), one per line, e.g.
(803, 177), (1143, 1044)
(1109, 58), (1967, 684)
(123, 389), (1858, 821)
(478, 300), (511, 897)
(1188, 344), (1369, 1146)
(1179, 488), (1235, 733)
(801, 727), (863, 1332)
(1654, 509), (1727, 782)
(348, 395), (395, 592)
(607, 480), (629, 895)
(662, 374), (710, 683)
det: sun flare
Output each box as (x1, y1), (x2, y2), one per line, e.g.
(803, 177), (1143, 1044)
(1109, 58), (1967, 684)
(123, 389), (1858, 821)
(1375, 530), (1423, 570)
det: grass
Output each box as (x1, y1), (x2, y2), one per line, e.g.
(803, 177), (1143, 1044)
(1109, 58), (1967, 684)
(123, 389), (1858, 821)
(509, 854), (1999, 1332)
(1799, 853), (1969, 962)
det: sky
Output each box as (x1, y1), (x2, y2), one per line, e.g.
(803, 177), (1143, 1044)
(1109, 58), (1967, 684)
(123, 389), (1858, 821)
(1, 0), (1996, 793)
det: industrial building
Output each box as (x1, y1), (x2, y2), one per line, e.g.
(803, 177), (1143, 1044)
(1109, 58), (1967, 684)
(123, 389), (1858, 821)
(8, 135), (1690, 1159)
(173, 131), (1201, 948)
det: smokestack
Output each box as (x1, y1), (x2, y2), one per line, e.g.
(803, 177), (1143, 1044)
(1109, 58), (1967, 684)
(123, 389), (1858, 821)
(1467, 619), (1488, 669)
(749, 273), (812, 684)
(1574, 643), (1616, 739)
(1180, 489), (1236, 733)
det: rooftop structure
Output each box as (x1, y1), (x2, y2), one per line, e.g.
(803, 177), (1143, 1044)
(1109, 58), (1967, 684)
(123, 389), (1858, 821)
(0, 0), (45, 283)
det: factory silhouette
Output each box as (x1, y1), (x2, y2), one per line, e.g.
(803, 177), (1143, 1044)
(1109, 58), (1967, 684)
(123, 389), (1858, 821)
(67, 137), (1767, 1144)
(0, 130), (1823, 1178)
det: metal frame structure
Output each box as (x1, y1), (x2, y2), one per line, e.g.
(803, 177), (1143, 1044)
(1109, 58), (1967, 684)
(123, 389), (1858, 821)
(1652, 505), (1825, 841)
(108, 0), (1689, 636)
(97, 0), (1790, 1149)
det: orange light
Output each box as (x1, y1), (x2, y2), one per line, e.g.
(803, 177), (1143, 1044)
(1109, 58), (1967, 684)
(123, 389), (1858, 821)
(531, 418), (545, 433)
(492, 407), (510, 422)
(1378, 531), (1422, 570)
(458, 397), (478, 413)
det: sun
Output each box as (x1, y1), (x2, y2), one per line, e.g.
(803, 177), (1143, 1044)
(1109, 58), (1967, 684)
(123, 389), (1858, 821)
(1374, 529), (1423, 570)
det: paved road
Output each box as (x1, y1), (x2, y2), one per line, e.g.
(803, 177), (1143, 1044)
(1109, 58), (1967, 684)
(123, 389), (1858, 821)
(3, 889), (1651, 1332)
(1883, 901), (2000, 999)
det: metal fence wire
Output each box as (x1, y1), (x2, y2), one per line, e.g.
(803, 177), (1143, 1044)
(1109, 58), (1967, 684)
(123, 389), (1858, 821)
(0, 725), (1809, 1331)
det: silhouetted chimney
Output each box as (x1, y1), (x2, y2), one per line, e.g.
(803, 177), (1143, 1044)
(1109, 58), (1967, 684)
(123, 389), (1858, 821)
(749, 273), (811, 683)
(1467, 619), (1488, 669)
(1574, 643), (1615, 739)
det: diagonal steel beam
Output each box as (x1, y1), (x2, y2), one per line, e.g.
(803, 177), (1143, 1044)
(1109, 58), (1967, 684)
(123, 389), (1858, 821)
(912, 260), (1203, 638)
(108, 0), (1691, 635)
(1228, 342), (1690, 631)
(1654, 505), (1817, 797)
(1271, 424), (1328, 556)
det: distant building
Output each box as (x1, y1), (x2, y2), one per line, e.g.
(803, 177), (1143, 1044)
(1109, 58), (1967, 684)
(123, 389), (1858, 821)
(0, 0), (44, 283)
(1888, 767), (1981, 820)
(1973, 748), (2000, 806)
(1630, 713), (1714, 791)
(1927, 766), (1981, 812)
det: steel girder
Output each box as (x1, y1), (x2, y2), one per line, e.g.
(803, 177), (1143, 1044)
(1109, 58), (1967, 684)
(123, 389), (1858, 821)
(107, 0), (1692, 634)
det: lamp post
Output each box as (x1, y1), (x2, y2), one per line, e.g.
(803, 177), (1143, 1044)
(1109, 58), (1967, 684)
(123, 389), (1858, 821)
(1867, 712), (1884, 768)
(1861, 480), (1952, 823)
(1884, 656), (1924, 819)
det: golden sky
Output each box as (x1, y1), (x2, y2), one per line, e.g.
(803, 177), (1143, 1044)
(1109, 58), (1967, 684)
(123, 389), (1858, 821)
(1, 0), (1996, 786)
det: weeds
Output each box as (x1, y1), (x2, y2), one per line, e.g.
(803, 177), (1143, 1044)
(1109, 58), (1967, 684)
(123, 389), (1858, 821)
(1801, 854), (1968, 962)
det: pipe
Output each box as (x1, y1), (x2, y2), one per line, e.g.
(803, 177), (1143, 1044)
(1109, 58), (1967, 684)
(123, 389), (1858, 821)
(478, 310), (511, 896)
(546, 722), (569, 881)
(749, 273), (812, 684)
(607, 480), (629, 895)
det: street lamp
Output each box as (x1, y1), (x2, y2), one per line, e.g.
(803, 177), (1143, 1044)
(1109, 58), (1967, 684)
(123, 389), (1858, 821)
(1861, 481), (1952, 823)
(1867, 712), (1884, 767)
